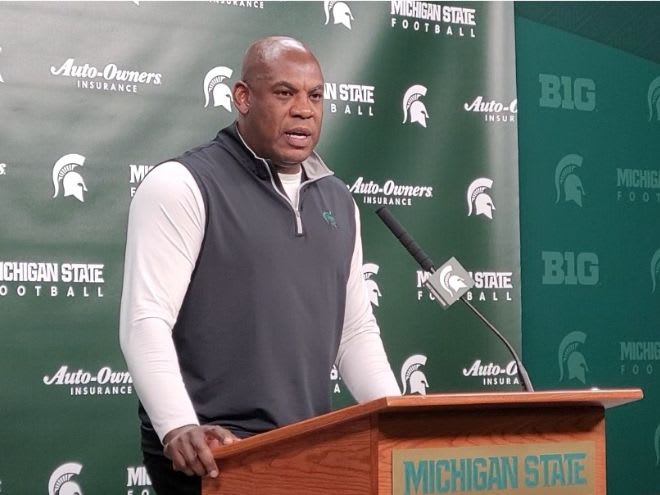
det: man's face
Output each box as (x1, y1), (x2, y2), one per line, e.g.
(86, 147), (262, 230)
(235, 48), (324, 170)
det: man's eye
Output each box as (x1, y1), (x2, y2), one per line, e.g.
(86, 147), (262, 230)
(276, 90), (293, 97)
(310, 93), (323, 102)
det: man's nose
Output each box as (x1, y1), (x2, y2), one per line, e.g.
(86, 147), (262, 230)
(291, 96), (314, 118)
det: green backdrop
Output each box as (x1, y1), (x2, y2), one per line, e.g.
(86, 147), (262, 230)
(13, 1), (651, 493)
(516, 3), (660, 494)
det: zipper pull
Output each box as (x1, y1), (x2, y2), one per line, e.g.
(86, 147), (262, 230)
(294, 209), (304, 236)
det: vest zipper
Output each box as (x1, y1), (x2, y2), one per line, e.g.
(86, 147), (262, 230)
(236, 126), (333, 236)
(260, 160), (308, 236)
(294, 209), (303, 235)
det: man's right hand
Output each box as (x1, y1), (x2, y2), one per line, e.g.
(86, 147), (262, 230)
(163, 424), (241, 478)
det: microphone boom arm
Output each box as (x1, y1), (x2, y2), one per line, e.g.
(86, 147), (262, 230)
(459, 297), (534, 392)
(376, 206), (534, 393)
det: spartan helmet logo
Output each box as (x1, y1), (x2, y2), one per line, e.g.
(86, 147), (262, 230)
(362, 262), (382, 307)
(555, 154), (585, 207)
(439, 264), (468, 299)
(48, 462), (84, 495)
(52, 153), (87, 203)
(401, 354), (429, 395)
(647, 76), (660, 122)
(402, 85), (429, 128)
(203, 66), (233, 112)
(467, 177), (495, 219)
(324, 0), (354, 30)
(558, 331), (589, 384)
(650, 248), (660, 293)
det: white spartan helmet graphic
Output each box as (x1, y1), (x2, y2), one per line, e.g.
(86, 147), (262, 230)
(555, 154), (585, 207)
(324, 0), (354, 29)
(647, 76), (660, 121)
(439, 264), (468, 298)
(204, 66), (233, 112)
(401, 354), (429, 395)
(467, 177), (495, 219)
(402, 85), (429, 128)
(48, 462), (83, 495)
(558, 331), (589, 384)
(52, 153), (87, 203)
(362, 263), (382, 307)
(650, 248), (660, 293)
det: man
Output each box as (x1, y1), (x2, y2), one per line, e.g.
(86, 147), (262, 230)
(120, 36), (400, 495)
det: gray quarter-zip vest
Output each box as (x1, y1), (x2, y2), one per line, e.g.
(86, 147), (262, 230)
(139, 124), (356, 454)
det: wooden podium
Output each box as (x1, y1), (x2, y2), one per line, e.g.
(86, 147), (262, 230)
(204, 389), (642, 494)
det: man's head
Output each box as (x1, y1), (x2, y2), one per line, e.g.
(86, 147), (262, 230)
(233, 36), (324, 173)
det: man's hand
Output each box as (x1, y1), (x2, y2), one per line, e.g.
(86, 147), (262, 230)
(163, 424), (240, 478)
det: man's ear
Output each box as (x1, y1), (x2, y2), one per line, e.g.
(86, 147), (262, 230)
(233, 81), (250, 115)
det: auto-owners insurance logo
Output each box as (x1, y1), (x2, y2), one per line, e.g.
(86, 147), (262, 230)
(464, 96), (517, 123)
(50, 57), (162, 94)
(349, 176), (433, 208)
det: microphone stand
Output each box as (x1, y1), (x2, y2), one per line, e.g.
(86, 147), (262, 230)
(459, 297), (534, 392)
(376, 206), (534, 393)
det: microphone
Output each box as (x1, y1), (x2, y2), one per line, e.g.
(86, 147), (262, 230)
(375, 206), (534, 392)
(375, 207), (435, 273)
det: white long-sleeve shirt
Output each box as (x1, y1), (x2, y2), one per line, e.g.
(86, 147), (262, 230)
(119, 161), (401, 442)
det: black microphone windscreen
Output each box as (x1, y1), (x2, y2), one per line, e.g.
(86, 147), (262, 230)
(375, 207), (435, 272)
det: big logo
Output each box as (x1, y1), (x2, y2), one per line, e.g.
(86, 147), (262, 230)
(324, 0), (354, 29)
(539, 74), (595, 111)
(555, 154), (585, 207)
(558, 331), (589, 384)
(52, 153), (87, 203)
(466, 177), (495, 219)
(362, 262), (382, 307)
(402, 84), (429, 128)
(203, 66), (234, 112)
(48, 462), (84, 495)
(648, 76), (660, 122)
(400, 354), (429, 395)
(542, 251), (599, 286)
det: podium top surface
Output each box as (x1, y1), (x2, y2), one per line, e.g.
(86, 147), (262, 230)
(378, 388), (643, 411)
(211, 388), (642, 460)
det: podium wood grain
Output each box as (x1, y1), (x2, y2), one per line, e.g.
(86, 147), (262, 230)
(203, 389), (642, 495)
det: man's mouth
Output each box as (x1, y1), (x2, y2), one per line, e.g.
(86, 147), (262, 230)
(285, 128), (312, 146)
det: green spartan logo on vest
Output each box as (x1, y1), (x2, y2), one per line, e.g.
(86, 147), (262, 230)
(323, 211), (338, 228)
